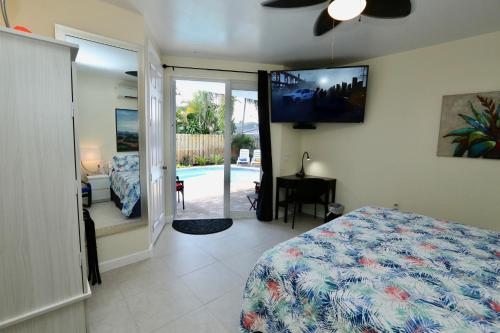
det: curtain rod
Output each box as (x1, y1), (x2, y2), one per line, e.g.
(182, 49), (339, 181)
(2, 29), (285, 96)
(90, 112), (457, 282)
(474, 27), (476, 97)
(162, 64), (259, 75)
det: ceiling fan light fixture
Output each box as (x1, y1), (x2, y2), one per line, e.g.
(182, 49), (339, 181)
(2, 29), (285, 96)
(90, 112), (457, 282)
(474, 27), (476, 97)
(327, 0), (367, 21)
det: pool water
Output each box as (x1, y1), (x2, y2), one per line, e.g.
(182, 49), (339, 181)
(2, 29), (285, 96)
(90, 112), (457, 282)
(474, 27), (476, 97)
(176, 165), (260, 183)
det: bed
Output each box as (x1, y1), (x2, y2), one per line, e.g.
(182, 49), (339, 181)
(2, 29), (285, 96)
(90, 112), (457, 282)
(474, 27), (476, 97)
(241, 206), (499, 333)
(110, 154), (141, 218)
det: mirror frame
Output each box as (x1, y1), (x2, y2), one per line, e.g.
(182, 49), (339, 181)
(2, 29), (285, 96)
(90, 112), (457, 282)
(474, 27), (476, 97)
(55, 24), (148, 237)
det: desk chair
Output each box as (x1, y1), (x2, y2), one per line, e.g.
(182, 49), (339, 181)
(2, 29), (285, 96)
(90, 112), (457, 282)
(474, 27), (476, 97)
(290, 178), (329, 229)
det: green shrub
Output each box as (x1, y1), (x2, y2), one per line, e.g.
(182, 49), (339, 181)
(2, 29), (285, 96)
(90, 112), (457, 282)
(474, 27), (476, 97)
(178, 155), (191, 167)
(232, 134), (256, 161)
(212, 155), (224, 165)
(194, 156), (209, 166)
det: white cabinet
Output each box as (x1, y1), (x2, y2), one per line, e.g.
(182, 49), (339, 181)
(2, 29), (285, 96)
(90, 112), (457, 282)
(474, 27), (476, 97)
(0, 27), (88, 332)
(87, 174), (112, 203)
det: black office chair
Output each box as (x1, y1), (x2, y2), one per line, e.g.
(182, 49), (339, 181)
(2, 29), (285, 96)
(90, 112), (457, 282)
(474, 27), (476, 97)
(290, 178), (329, 229)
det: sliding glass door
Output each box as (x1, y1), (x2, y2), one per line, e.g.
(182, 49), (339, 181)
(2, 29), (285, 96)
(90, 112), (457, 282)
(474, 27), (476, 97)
(171, 79), (259, 220)
(230, 85), (261, 217)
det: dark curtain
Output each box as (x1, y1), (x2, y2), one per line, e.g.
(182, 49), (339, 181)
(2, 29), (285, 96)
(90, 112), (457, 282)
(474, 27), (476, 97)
(256, 70), (273, 221)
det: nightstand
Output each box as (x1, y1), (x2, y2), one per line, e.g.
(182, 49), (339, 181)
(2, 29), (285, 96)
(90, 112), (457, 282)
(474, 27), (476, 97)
(86, 174), (111, 203)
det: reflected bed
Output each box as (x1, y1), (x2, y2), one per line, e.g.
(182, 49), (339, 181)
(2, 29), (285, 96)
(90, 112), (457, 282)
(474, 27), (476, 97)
(111, 153), (141, 218)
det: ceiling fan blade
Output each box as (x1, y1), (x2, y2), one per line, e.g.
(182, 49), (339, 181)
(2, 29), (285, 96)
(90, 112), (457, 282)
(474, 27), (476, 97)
(314, 8), (341, 36)
(261, 0), (328, 8)
(363, 0), (412, 18)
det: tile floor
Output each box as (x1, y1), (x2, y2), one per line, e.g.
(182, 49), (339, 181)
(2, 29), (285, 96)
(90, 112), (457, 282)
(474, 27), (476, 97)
(89, 201), (141, 229)
(85, 214), (324, 333)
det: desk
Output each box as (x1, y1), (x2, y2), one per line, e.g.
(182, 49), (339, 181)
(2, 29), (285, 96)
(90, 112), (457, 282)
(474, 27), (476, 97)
(275, 175), (337, 222)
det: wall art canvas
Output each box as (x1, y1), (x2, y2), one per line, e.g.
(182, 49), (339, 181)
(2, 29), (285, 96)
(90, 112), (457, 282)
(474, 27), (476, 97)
(437, 91), (500, 159)
(116, 109), (139, 152)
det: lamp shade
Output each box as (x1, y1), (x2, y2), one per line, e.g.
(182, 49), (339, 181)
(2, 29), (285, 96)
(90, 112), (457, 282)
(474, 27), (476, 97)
(328, 0), (367, 21)
(80, 147), (101, 162)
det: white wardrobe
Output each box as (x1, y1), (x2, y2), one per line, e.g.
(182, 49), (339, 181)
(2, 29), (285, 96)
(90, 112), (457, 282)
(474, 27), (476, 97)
(0, 27), (88, 332)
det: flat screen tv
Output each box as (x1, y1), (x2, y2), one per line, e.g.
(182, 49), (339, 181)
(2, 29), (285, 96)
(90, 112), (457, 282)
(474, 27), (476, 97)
(270, 66), (369, 123)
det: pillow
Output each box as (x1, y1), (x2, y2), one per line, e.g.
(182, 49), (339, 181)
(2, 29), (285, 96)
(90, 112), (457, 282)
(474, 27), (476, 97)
(113, 153), (139, 172)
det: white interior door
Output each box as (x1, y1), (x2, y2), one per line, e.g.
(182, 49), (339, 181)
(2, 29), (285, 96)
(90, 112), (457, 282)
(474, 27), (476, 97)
(148, 48), (166, 243)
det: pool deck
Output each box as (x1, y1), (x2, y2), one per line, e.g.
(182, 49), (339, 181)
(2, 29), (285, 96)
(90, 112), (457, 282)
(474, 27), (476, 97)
(175, 165), (259, 219)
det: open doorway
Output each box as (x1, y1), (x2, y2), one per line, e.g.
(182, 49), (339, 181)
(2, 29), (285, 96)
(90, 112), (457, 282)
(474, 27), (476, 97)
(171, 79), (260, 221)
(173, 80), (227, 220)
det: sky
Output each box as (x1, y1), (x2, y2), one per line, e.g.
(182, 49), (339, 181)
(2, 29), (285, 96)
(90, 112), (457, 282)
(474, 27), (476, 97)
(117, 109), (139, 133)
(289, 67), (368, 89)
(175, 80), (259, 124)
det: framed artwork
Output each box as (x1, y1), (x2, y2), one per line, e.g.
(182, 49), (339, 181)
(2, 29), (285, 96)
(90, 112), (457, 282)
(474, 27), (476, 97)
(437, 91), (499, 159)
(115, 108), (139, 152)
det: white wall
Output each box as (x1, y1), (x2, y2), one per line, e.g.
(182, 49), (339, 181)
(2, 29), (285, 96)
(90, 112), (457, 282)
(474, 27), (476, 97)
(301, 31), (500, 231)
(78, 66), (138, 171)
(162, 55), (299, 219)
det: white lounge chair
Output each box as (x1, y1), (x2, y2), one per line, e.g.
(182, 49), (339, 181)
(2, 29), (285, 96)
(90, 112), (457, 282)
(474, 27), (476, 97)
(251, 149), (261, 166)
(237, 149), (250, 165)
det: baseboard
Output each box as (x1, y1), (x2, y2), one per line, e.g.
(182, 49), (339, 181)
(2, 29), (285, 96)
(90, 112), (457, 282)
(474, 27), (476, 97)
(99, 246), (153, 273)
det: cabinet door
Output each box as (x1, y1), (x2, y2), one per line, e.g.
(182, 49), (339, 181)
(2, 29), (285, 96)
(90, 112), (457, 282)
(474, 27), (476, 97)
(0, 33), (83, 323)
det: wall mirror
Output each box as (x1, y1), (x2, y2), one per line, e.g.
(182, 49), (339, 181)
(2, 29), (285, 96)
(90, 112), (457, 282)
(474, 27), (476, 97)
(56, 25), (147, 237)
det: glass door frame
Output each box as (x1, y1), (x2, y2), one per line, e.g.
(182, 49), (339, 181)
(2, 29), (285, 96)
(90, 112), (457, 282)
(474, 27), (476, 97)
(169, 77), (258, 219)
(228, 81), (260, 218)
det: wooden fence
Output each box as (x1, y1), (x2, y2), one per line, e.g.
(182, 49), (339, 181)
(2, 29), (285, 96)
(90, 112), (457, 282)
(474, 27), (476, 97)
(176, 134), (224, 164)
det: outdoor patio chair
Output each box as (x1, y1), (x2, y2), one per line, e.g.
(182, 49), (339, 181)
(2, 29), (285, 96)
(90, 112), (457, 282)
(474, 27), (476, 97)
(251, 149), (261, 166)
(176, 176), (185, 210)
(237, 149), (250, 165)
(247, 181), (261, 210)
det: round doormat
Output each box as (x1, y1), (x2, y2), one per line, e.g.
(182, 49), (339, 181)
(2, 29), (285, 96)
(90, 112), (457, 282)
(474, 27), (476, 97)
(172, 218), (233, 235)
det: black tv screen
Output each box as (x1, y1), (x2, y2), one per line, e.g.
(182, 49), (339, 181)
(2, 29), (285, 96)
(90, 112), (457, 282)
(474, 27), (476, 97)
(270, 66), (369, 123)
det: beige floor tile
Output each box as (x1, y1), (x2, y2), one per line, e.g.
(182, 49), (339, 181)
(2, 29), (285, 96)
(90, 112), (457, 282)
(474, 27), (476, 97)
(220, 249), (262, 279)
(117, 259), (178, 298)
(162, 247), (217, 277)
(206, 286), (246, 332)
(87, 300), (138, 333)
(85, 286), (126, 324)
(85, 215), (324, 332)
(181, 262), (245, 304)
(124, 279), (203, 333)
(152, 307), (230, 333)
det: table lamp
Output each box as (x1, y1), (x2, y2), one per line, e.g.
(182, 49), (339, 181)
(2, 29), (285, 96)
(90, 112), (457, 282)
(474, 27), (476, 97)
(80, 147), (103, 175)
(296, 152), (311, 178)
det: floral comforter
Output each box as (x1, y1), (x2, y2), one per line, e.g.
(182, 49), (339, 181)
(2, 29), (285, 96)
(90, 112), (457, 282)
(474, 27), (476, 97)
(111, 171), (140, 217)
(241, 207), (499, 333)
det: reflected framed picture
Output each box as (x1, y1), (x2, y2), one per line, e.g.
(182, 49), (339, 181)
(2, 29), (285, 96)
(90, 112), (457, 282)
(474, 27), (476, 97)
(115, 109), (139, 152)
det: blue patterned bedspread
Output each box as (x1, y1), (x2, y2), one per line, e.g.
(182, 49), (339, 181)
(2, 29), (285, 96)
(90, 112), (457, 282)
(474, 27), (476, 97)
(241, 207), (499, 333)
(111, 171), (140, 217)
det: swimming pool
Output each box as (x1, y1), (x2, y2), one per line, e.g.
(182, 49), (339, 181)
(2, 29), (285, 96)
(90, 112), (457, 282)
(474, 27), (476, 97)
(176, 165), (260, 183)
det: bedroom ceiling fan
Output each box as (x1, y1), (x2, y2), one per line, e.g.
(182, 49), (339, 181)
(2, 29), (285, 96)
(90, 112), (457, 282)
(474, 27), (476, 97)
(261, 0), (412, 36)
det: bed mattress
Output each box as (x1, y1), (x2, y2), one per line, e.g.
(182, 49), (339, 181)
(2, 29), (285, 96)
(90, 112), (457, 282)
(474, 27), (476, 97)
(241, 207), (499, 333)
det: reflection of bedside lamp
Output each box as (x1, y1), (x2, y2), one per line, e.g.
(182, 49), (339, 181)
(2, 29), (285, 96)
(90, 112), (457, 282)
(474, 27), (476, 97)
(80, 147), (104, 175)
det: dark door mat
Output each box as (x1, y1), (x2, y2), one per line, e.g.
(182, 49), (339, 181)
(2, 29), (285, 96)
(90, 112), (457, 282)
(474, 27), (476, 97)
(172, 218), (233, 235)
